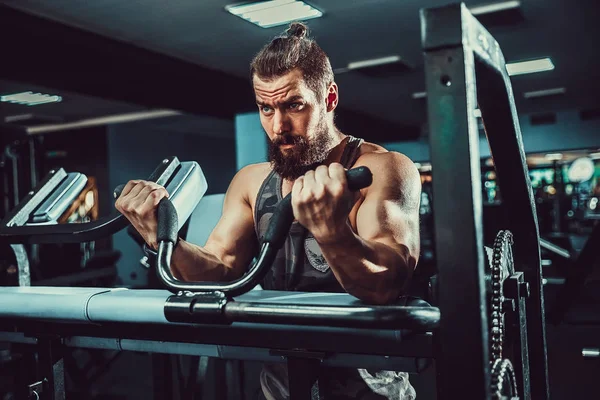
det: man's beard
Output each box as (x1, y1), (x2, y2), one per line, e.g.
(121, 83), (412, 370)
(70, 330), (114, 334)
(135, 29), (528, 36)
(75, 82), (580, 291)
(268, 122), (332, 180)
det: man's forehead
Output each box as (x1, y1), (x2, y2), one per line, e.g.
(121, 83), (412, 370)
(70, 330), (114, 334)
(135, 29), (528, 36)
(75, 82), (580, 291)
(253, 71), (309, 97)
(254, 82), (307, 104)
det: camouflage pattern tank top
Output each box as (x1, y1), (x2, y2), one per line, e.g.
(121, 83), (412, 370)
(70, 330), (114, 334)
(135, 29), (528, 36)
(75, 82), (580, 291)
(254, 136), (417, 399)
(254, 135), (363, 292)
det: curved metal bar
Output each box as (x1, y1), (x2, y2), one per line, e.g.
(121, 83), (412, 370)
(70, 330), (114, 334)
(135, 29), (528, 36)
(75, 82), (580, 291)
(155, 167), (373, 295)
(157, 242), (275, 296)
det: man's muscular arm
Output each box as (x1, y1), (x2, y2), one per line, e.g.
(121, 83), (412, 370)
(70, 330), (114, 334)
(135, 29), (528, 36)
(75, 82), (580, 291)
(171, 166), (258, 282)
(116, 166), (258, 283)
(292, 153), (421, 304)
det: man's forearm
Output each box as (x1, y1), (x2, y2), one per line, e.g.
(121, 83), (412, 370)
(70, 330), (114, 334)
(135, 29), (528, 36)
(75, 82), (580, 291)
(317, 223), (414, 304)
(170, 239), (237, 282)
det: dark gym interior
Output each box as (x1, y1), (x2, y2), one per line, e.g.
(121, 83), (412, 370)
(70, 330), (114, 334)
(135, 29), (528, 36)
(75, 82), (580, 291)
(0, 1), (599, 399)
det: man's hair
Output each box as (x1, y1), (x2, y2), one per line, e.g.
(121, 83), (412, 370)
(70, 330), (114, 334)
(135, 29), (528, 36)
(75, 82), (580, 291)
(250, 22), (334, 99)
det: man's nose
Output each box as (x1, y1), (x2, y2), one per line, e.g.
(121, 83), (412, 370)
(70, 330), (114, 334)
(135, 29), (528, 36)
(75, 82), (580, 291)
(272, 110), (290, 135)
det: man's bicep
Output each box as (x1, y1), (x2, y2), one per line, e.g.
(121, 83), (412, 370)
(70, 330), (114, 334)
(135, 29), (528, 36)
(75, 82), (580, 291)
(355, 153), (421, 259)
(356, 195), (420, 260)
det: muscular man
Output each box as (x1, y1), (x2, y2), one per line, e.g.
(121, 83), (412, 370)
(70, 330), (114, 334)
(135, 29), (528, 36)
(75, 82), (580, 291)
(116, 22), (421, 400)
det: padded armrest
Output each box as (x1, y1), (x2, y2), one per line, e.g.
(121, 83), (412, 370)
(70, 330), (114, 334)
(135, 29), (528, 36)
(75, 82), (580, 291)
(0, 287), (435, 359)
(0, 288), (435, 337)
(0, 287), (118, 322)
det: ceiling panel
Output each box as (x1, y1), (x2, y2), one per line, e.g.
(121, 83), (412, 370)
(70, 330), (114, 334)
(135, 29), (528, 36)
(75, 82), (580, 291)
(1, 0), (598, 129)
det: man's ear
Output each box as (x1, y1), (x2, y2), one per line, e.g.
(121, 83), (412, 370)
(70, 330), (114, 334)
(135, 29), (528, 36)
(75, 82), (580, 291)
(326, 82), (339, 112)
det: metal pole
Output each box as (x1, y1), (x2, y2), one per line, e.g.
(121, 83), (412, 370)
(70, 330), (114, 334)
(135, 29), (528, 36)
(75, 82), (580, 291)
(421, 5), (490, 399)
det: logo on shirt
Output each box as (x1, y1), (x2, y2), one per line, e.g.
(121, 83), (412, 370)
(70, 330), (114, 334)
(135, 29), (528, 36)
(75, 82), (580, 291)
(304, 236), (330, 273)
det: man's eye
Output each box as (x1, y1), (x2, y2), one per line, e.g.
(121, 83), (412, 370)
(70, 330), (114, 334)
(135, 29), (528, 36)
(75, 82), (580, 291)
(261, 106), (273, 113)
(289, 103), (301, 110)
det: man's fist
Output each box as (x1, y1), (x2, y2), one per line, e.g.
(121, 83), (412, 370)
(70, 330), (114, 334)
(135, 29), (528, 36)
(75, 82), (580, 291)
(291, 163), (357, 244)
(115, 180), (169, 249)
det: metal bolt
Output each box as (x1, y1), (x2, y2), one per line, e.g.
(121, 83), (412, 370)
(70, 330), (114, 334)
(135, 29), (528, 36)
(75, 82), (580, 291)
(163, 159), (169, 164)
(50, 170), (55, 174)
(139, 256), (151, 269)
(582, 348), (600, 359)
(28, 191), (34, 195)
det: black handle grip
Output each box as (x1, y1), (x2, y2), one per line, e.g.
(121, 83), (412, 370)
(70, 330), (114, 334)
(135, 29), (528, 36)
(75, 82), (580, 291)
(346, 166), (373, 191)
(157, 198), (179, 244)
(113, 184), (126, 199)
(263, 166), (372, 249)
(114, 184), (178, 244)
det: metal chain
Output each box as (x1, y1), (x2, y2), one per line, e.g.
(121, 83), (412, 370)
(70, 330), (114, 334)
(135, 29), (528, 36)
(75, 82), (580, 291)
(490, 358), (518, 399)
(490, 230), (514, 363)
(489, 230), (519, 399)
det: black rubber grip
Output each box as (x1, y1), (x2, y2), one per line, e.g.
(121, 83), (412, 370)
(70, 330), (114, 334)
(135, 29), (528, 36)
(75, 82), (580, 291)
(113, 184), (126, 199)
(346, 166), (373, 191)
(263, 166), (372, 249)
(157, 198), (179, 244)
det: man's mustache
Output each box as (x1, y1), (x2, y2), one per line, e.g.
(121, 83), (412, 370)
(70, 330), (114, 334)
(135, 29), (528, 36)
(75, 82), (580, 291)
(272, 134), (305, 146)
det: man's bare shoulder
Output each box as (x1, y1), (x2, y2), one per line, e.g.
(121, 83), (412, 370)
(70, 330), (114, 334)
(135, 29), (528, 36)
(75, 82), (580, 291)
(353, 143), (421, 200)
(231, 162), (273, 206)
(236, 162), (273, 182)
(354, 142), (417, 174)
(356, 140), (389, 156)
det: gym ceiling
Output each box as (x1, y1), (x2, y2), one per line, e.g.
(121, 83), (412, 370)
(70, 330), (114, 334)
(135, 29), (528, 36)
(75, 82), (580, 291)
(0, 0), (598, 143)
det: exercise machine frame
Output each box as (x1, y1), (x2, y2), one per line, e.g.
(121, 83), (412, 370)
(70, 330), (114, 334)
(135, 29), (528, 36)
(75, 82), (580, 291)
(421, 3), (548, 399)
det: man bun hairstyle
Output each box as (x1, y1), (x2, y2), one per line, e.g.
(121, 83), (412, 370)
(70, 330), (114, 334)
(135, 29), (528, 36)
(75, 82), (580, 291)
(285, 21), (308, 39)
(250, 22), (334, 99)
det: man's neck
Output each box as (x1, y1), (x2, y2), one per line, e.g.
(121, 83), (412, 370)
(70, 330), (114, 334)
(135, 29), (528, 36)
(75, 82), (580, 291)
(322, 127), (348, 166)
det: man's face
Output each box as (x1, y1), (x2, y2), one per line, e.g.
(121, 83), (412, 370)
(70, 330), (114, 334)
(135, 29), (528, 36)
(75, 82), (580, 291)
(253, 69), (334, 180)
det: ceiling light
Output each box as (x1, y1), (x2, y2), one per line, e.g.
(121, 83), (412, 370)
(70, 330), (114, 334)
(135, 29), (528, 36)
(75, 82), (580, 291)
(470, 1), (521, 16)
(4, 114), (34, 123)
(347, 55), (401, 71)
(589, 152), (600, 160)
(545, 153), (563, 161)
(1, 91), (62, 106)
(226, 0), (323, 28)
(412, 92), (427, 99)
(506, 58), (554, 76)
(524, 87), (566, 99)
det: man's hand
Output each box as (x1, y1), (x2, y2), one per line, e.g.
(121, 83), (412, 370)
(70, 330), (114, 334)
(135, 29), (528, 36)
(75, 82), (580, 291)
(114, 180), (169, 250)
(291, 163), (358, 244)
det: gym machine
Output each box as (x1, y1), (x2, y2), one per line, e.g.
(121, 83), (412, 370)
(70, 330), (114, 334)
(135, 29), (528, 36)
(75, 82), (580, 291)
(0, 3), (549, 399)
(421, 3), (548, 399)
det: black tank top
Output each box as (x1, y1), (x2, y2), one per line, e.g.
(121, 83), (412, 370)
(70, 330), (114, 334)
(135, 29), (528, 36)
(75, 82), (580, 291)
(254, 136), (364, 292)
(255, 136), (417, 399)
